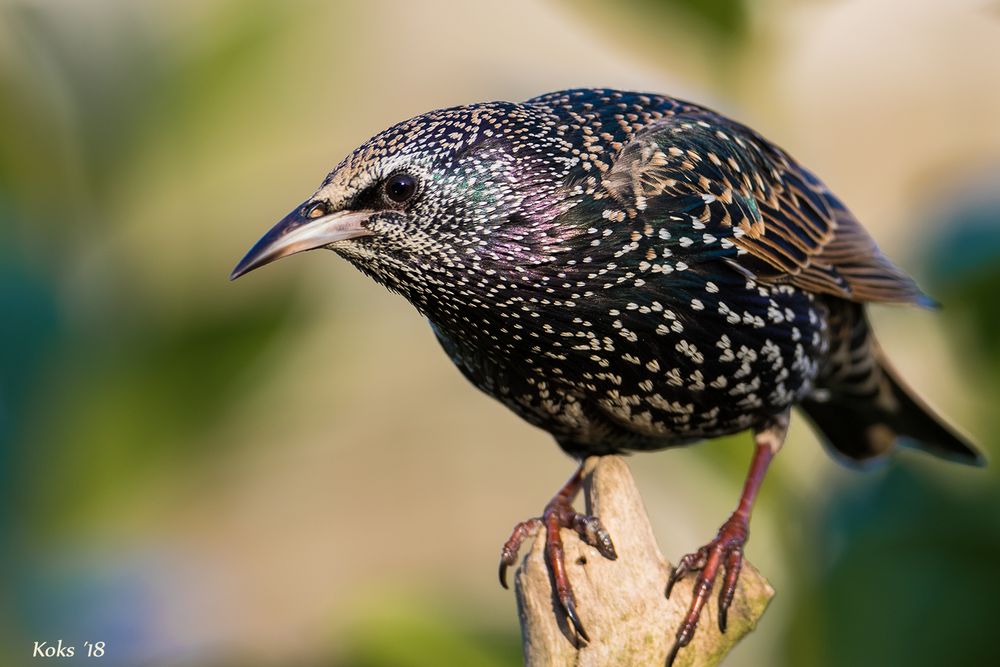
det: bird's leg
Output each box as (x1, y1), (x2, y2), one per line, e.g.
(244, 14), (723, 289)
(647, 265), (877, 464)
(498, 462), (618, 643)
(665, 410), (789, 666)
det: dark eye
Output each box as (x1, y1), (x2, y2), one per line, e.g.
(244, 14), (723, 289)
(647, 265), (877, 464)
(305, 201), (328, 219)
(384, 173), (418, 204)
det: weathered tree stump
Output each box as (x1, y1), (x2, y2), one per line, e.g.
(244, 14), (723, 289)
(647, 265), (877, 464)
(515, 456), (773, 666)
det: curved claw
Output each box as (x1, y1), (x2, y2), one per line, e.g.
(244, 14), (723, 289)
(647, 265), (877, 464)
(666, 640), (682, 667)
(572, 514), (618, 560)
(666, 569), (678, 599)
(665, 547), (707, 599)
(562, 596), (590, 644)
(665, 564), (684, 599)
(498, 517), (542, 589)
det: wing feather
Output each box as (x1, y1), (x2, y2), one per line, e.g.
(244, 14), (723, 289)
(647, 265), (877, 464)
(600, 110), (931, 305)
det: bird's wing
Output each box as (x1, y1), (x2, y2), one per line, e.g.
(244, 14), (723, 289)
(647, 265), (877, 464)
(599, 110), (931, 305)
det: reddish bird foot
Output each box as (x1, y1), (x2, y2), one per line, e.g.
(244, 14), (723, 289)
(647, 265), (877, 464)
(498, 465), (618, 643)
(664, 414), (785, 665)
(664, 511), (750, 666)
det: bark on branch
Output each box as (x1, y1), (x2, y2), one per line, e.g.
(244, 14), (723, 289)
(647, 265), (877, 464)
(514, 456), (773, 666)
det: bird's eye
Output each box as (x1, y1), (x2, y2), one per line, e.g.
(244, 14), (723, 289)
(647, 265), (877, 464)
(305, 201), (329, 219)
(384, 173), (418, 204)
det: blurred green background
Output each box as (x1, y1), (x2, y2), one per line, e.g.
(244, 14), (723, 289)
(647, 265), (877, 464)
(2, 0), (999, 665)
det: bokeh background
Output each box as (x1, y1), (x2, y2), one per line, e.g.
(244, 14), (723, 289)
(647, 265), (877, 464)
(3, 0), (1000, 665)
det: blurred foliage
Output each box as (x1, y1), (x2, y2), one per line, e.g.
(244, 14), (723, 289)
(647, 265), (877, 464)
(20, 293), (300, 529)
(0, 1), (998, 666)
(336, 599), (520, 667)
(785, 461), (1000, 667)
(563, 0), (753, 85)
(0, 0), (305, 529)
(0, 0), (297, 216)
(922, 188), (1000, 371)
(618, 0), (750, 44)
(918, 179), (1000, 446)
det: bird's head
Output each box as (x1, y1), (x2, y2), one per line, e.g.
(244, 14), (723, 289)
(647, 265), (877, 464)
(230, 101), (586, 313)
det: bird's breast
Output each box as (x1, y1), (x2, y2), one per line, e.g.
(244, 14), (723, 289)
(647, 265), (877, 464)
(427, 263), (830, 453)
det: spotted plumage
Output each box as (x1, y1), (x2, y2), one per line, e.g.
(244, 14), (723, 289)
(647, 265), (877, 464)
(232, 88), (983, 662)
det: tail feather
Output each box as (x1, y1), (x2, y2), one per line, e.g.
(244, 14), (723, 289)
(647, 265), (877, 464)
(801, 301), (984, 467)
(801, 361), (984, 467)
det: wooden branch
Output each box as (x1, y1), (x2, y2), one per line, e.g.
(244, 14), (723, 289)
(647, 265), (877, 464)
(514, 456), (773, 666)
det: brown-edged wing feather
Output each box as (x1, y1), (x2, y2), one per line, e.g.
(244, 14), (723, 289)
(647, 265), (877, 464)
(600, 110), (932, 306)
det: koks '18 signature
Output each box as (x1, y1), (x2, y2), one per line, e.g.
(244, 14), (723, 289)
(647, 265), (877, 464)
(33, 640), (105, 658)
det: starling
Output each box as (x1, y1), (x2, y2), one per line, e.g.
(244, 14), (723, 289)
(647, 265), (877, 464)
(231, 89), (984, 663)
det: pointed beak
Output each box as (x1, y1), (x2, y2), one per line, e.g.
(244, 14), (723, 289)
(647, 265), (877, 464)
(230, 206), (373, 280)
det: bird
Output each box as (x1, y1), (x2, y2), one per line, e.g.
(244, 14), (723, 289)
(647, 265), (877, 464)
(230, 88), (984, 664)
